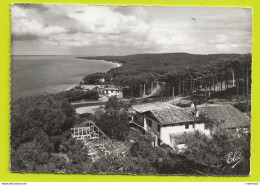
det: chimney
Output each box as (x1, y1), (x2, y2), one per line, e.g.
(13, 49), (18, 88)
(191, 101), (195, 108)
(195, 109), (200, 118)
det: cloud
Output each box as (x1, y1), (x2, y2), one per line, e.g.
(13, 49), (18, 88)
(11, 33), (38, 41)
(11, 17), (68, 41)
(11, 5), (68, 41)
(67, 6), (150, 35)
(11, 5), (252, 55)
(13, 3), (48, 12)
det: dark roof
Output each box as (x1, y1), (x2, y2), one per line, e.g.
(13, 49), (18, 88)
(186, 104), (251, 129)
(132, 102), (180, 113)
(150, 107), (196, 125)
(74, 122), (89, 128)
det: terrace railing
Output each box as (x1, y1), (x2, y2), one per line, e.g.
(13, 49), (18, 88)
(71, 120), (127, 162)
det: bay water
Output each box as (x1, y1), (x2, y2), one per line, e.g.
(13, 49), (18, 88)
(11, 55), (116, 101)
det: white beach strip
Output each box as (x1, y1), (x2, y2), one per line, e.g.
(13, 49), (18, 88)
(115, 62), (122, 67)
(64, 58), (123, 93)
(65, 84), (78, 91)
(98, 59), (123, 68)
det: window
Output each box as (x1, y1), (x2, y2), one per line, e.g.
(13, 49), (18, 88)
(152, 137), (156, 147)
(158, 138), (161, 146)
(147, 119), (152, 127)
(192, 124), (195, 129)
(157, 124), (161, 132)
(204, 123), (209, 130)
(185, 124), (189, 129)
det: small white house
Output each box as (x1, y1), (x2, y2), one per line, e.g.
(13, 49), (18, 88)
(131, 102), (209, 149)
(131, 102), (250, 150)
(103, 88), (123, 99)
(98, 78), (105, 83)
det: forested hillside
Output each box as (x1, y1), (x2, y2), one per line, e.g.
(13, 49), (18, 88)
(79, 53), (241, 66)
(80, 53), (251, 98)
(11, 95), (250, 175)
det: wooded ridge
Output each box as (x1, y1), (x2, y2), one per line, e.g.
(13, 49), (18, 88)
(79, 53), (251, 98)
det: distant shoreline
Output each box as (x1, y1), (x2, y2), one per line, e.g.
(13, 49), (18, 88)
(98, 59), (122, 68)
(65, 58), (123, 91)
(76, 57), (123, 68)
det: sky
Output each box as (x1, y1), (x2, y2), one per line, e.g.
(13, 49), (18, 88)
(11, 4), (252, 56)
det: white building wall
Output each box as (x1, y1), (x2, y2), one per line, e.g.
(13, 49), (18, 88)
(144, 116), (160, 146)
(195, 123), (209, 131)
(144, 117), (160, 136)
(133, 111), (211, 148)
(160, 123), (210, 148)
(143, 114), (147, 130)
(104, 90), (123, 98)
(99, 78), (105, 83)
(118, 91), (123, 98)
(142, 114), (211, 147)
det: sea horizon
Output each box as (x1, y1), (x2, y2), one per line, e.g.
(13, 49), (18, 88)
(10, 51), (251, 57)
(11, 55), (117, 101)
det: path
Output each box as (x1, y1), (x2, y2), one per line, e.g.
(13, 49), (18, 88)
(75, 105), (100, 114)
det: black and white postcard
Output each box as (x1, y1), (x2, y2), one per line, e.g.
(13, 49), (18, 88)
(11, 4), (252, 175)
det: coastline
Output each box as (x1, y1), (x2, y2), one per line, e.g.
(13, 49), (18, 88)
(65, 58), (123, 91)
(76, 57), (123, 68)
(102, 60), (122, 68)
(65, 84), (79, 91)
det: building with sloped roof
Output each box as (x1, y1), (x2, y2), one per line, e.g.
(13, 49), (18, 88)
(132, 102), (179, 113)
(186, 104), (251, 130)
(132, 102), (210, 148)
(103, 87), (123, 99)
(131, 102), (250, 149)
